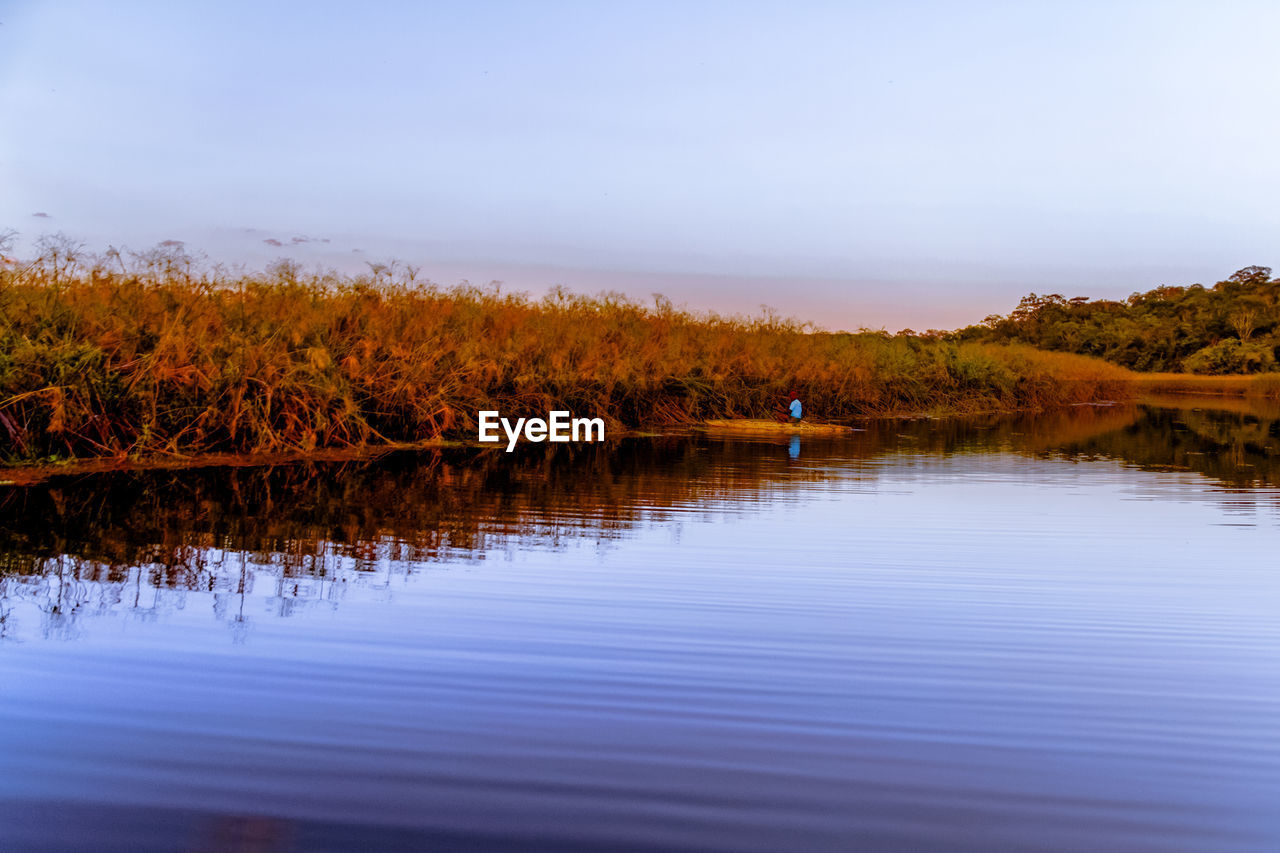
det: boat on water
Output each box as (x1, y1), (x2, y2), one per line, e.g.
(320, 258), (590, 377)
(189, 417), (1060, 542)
(700, 419), (854, 435)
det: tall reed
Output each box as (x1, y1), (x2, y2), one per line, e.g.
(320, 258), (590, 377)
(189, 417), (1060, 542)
(0, 240), (1132, 462)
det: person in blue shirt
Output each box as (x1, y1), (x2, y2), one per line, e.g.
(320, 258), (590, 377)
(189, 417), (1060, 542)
(788, 391), (802, 422)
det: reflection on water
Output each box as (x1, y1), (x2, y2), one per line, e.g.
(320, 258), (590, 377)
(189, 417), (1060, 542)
(1054, 400), (1280, 488)
(1, 402), (1279, 851)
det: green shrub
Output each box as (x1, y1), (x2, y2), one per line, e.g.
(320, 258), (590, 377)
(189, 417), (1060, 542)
(1182, 339), (1276, 375)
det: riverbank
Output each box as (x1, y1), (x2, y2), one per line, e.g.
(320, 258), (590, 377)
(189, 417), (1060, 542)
(0, 251), (1132, 466)
(1124, 372), (1280, 397)
(0, 400), (1103, 485)
(0, 440), (461, 487)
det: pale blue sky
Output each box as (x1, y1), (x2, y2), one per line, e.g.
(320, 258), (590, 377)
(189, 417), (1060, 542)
(2, 1), (1277, 329)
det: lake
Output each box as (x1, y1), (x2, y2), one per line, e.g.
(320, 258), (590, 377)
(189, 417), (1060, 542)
(1, 402), (1278, 852)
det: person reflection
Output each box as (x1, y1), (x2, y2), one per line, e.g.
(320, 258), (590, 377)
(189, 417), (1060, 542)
(789, 435), (800, 460)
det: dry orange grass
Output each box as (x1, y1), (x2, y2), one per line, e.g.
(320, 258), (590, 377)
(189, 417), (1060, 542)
(0, 242), (1132, 463)
(1125, 372), (1280, 398)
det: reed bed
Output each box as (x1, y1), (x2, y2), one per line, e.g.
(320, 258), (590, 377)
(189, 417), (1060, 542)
(0, 243), (1132, 463)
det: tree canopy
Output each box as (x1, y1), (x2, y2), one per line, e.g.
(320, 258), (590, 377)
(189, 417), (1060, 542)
(954, 267), (1280, 373)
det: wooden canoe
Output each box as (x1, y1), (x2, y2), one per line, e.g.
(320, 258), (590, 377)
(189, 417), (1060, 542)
(700, 419), (854, 435)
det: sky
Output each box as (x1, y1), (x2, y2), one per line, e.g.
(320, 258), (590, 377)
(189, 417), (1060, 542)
(1, 0), (1278, 331)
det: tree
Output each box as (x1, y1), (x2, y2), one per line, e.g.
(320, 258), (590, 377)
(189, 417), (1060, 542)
(1183, 339), (1275, 374)
(967, 266), (1280, 372)
(1229, 304), (1262, 341)
(1229, 266), (1272, 286)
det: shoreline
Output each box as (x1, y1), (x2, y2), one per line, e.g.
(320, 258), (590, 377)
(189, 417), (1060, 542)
(1124, 372), (1280, 397)
(0, 440), (456, 487)
(0, 399), (1130, 486)
(8, 381), (1271, 487)
(12, 375), (1273, 487)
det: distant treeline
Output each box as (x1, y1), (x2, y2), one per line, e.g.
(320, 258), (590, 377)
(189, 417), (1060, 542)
(954, 266), (1280, 374)
(0, 235), (1128, 463)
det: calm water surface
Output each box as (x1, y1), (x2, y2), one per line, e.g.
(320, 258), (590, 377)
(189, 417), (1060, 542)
(1, 403), (1278, 851)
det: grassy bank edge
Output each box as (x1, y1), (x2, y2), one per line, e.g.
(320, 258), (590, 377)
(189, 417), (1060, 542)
(1123, 373), (1280, 397)
(0, 396), (1142, 485)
